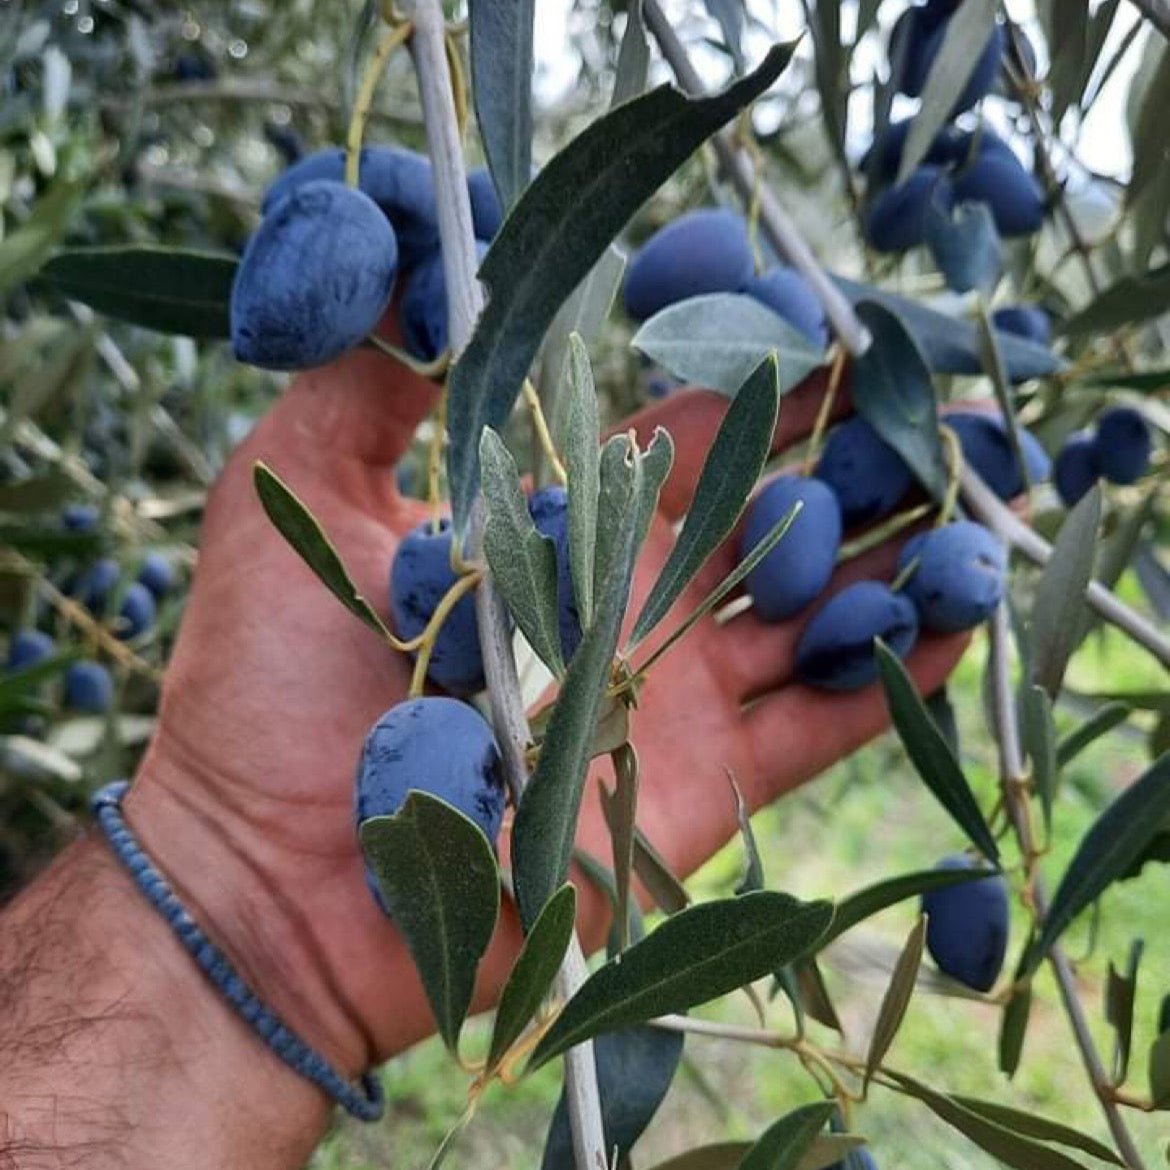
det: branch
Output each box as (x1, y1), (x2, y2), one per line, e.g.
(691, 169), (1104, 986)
(641, 0), (871, 357)
(988, 606), (1149, 1170)
(404, 5), (609, 1167)
(1125, 0), (1170, 39)
(961, 465), (1170, 671)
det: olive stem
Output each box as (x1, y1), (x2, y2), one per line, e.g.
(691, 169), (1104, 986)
(407, 4), (609, 1167)
(641, 0), (872, 357)
(988, 605), (1150, 1170)
(345, 20), (414, 188)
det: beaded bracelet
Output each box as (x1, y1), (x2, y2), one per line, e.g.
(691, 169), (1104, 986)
(91, 781), (384, 1122)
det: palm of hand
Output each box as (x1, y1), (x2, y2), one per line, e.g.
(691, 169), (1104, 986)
(134, 346), (963, 1061)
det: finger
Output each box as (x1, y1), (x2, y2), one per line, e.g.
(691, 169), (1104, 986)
(250, 295), (441, 472)
(738, 630), (969, 815)
(617, 362), (851, 522)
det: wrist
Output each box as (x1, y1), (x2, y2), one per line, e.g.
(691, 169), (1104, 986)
(124, 759), (374, 1079)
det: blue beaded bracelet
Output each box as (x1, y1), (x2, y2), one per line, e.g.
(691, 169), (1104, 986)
(91, 781), (384, 1122)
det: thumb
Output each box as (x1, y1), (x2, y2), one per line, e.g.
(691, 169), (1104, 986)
(258, 297), (442, 471)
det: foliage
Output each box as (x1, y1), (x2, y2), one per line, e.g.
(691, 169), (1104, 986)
(2, 1), (1169, 1168)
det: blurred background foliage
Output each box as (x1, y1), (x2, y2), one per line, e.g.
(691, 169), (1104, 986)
(0, 0), (1167, 1164)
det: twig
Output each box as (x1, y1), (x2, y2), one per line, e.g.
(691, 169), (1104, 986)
(405, 4), (609, 1166)
(1124, 0), (1170, 39)
(641, 0), (871, 357)
(961, 464), (1170, 670)
(988, 606), (1149, 1170)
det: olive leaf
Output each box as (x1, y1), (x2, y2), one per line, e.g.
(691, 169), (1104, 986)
(359, 792), (500, 1052)
(864, 914), (926, 1087)
(468, 0), (533, 211)
(1031, 486), (1102, 699)
(530, 892), (833, 1067)
(563, 334), (601, 626)
(631, 353), (780, 646)
(736, 1102), (836, 1170)
(631, 293), (822, 397)
(485, 884), (576, 1072)
(480, 427), (565, 675)
(253, 462), (393, 639)
(1025, 752), (1170, 973)
(40, 245), (237, 338)
(876, 641), (1000, 862)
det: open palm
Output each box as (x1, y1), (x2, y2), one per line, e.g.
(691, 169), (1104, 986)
(127, 337), (965, 1070)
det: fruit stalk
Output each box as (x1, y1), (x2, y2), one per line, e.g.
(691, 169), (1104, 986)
(641, 0), (872, 356)
(404, 3), (608, 1166)
(961, 462), (1170, 670)
(988, 605), (1149, 1170)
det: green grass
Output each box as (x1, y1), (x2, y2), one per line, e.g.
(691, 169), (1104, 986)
(316, 623), (1169, 1169)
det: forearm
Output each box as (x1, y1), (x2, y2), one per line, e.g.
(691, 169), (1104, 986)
(0, 839), (331, 1170)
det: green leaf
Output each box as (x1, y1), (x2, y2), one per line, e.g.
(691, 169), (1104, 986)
(512, 443), (646, 929)
(601, 743), (640, 952)
(865, 914), (925, 1087)
(648, 1140), (866, 1170)
(631, 824), (691, 914)
(1104, 938), (1143, 1085)
(0, 175), (87, 299)
(1025, 752), (1170, 974)
(926, 201), (1001, 295)
(0, 524), (100, 558)
(736, 1102), (835, 1170)
(948, 1095), (1123, 1165)
(888, 1073), (1094, 1170)
(613, 0), (650, 104)
(850, 302), (947, 502)
(1149, 1028), (1170, 1108)
(564, 334), (600, 626)
(445, 44), (795, 534)
(730, 773), (764, 896)
(631, 354), (779, 646)
(480, 428), (565, 675)
(540, 1024), (684, 1169)
(529, 690), (630, 763)
(644, 1143), (751, 1170)
(359, 792), (500, 1052)
(252, 462), (392, 639)
(1030, 486), (1102, 699)
(530, 892), (833, 1067)
(834, 275), (1062, 381)
(1059, 263), (1170, 337)
(998, 982), (1032, 1078)
(1057, 702), (1132, 768)
(1021, 684), (1058, 832)
(821, 865), (996, 947)
(703, 0), (747, 73)
(40, 246), (237, 338)
(897, 0), (998, 183)
(631, 293), (823, 398)
(543, 245), (625, 444)
(485, 884), (575, 1072)
(875, 641), (1000, 862)
(468, 0), (533, 210)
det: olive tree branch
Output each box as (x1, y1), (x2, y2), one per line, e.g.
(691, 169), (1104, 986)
(641, 0), (872, 357)
(404, 4), (608, 1167)
(961, 464), (1170, 670)
(988, 606), (1150, 1170)
(1124, 0), (1170, 40)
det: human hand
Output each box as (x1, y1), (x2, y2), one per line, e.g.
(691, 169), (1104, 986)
(125, 337), (966, 1079)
